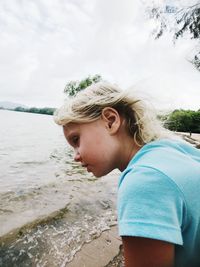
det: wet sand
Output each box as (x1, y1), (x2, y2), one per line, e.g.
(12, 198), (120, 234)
(0, 172), (120, 266)
(67, 226), (124, 267)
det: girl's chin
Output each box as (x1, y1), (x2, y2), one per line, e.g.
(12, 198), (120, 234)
(88, 168), (102, 177)
(91, 168), (112, 178)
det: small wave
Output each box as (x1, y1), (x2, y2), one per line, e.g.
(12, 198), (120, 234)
(0, 208), (13, 214)
(18, 161), (48, 165)
(0, 191), (117, 267)
(0, 187), (41, 203)
(0, 204), (70, 244)
(0, 209), (117, 267)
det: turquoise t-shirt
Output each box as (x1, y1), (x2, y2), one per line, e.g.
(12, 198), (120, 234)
(118, 139), (200, 266)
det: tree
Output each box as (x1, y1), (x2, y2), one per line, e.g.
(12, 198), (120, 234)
(64, 74), (102, 97)
(14, 106), (55, 115)
(15, 106), (25, 112)
(164, 109), (200, 133)
(175, 4), (200, 40)
(148, 2), (200, 71)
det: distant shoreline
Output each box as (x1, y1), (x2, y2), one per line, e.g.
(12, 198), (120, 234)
(177, 132), (200, 148)
(0, 107), (55, 115)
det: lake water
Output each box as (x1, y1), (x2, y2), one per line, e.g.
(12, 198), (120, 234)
(0, 110), (119, 267)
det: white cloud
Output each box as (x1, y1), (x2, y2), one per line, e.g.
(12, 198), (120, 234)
(0, 0), (199, 110)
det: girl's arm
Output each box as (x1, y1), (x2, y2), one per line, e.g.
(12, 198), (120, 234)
(122, 236), (175, 267)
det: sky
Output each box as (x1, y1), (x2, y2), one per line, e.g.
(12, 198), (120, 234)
(0, 0), (200, 111)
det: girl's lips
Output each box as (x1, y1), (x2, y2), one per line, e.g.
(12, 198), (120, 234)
(86, 166), (91, 172)
(84, 165), (92, 172)
(81, 164), (92, 173)
(81, 164), (88, 168)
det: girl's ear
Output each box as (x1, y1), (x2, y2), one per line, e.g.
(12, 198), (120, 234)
(101, 107), (121, 134)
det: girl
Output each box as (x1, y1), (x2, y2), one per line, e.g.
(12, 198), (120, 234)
(54, 82), (200, 267)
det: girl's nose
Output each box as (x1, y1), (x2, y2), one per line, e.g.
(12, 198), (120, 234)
(74, 149), (81, 162)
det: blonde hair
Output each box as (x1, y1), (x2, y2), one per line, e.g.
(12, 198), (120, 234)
(54, 82), (173, 146)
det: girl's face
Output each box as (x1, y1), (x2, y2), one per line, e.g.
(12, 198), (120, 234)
(63, 119), (121, 177)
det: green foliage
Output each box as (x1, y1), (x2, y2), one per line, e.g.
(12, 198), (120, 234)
(164, 109), (200, 133)
(175, 4), (200, 40)
(175, 4), (200, 69)
(193, 52), (200, 70)
(148, 3), (200, 71)
(149, 3), (200, 40)
(15, 106), (25, 112)
(157, 114), (169, 122)
(149, 7), (168, 39)
(64, 74), (102, 97)
(14, 107), (55, 115)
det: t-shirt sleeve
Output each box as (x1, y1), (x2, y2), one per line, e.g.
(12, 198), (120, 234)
(118, 165), (186, 245)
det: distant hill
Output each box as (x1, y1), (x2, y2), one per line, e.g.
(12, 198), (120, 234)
(0, 101), (55, 115)
(0, 101), (28, 110)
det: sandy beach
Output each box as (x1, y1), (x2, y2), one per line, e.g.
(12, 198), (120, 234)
(67, 226), (123, 267)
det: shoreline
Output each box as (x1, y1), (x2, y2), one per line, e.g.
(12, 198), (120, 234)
(176, 132), (200, 148)
(66, 225), (123, 267)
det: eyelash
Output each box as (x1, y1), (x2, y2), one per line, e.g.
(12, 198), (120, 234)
(71, 136), (79, 146)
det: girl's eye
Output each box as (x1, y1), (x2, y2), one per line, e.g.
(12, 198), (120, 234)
(71, 136), (79, 146)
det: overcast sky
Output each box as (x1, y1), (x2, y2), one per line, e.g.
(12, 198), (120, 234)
(0, 0), (200, 111)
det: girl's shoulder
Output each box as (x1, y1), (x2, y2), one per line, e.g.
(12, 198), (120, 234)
(126, 138), (200, 169)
